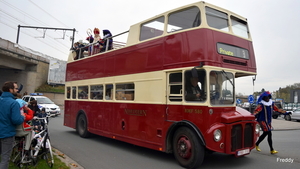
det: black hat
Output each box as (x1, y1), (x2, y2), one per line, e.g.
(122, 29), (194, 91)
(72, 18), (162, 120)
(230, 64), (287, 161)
(191, 68), (198, 78)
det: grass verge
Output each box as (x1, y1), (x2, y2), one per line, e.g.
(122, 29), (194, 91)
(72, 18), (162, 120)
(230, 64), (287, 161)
(9, 149), (71, 169)
(35, 83), (65, 94)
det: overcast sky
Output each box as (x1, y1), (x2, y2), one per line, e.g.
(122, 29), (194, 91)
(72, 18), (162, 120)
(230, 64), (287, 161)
(1, 0), (299, 96)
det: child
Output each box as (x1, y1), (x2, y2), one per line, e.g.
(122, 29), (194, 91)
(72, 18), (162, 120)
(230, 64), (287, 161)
(15, 94), (34, 151)
(15, 93), (33, 129)
(38, 108), (47, 128)
(32, 108), (47, 133)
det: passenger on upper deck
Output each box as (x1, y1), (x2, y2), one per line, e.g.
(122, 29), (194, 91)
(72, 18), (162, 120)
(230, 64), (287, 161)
(86, 35), (94, 56)
(92, 28), (102, 55)
(72, 41), (85, 60)
(100, 29), (113, 52)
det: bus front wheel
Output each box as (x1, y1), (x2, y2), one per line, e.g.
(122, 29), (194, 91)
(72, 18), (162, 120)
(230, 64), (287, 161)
(76, 114), (90, 138)
(173, 127), (204, 169)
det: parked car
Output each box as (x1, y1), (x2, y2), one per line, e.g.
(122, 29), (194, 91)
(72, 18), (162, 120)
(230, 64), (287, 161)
(290, 108), (300, 122)
(22, 93), (60, 116)
(240, 102), (257, 114)
(272, 101), (291, 121)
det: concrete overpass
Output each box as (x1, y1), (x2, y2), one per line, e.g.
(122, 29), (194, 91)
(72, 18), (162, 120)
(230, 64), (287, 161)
(0, 37), (50, 94)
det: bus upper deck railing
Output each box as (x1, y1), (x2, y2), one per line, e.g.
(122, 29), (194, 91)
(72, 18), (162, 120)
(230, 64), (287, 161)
(73, 30), (129, 60)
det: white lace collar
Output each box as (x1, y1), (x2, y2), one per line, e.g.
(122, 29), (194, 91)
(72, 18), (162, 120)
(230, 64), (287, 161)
(261, 99), (273, 106)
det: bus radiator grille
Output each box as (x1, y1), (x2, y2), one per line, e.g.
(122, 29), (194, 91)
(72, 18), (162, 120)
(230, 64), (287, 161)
(230, 123), (253, 152)
(244, 123), (254, 147)
(231, 124), (242, 151)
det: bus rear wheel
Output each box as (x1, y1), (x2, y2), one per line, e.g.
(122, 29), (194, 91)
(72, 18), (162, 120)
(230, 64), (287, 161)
(173, 127), (204, 169)
(76, 114), (90, 138)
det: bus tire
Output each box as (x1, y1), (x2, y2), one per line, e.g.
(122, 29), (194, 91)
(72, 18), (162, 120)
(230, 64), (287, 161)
(76, 114), (90, 138)
(173, 127), (204, 169)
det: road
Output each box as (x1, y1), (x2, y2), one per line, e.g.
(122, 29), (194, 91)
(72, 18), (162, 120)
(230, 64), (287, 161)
(49, 113), (300, 169)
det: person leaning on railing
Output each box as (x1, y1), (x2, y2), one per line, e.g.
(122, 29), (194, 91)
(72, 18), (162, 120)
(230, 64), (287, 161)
(99, 29), (113, 52)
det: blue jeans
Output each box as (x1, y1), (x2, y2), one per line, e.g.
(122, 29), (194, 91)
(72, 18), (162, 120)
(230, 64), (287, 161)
(0, 136), (14, 169)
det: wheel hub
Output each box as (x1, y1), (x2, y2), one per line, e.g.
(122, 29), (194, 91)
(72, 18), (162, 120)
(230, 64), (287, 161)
(177, 136), (192, 159)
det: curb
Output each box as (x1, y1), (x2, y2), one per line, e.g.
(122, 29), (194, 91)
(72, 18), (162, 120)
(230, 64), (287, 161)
(53, 147), (84, 169)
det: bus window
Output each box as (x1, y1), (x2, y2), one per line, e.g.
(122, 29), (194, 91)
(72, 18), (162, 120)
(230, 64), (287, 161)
(78, 86), (88, 99)
(66, 87), (71, 99)
(140, 16), (164, 41)
(116, 83), (134, 101)
(205, 7), (229, 32)
(184, 69), (206, 101)
(90, 85), (103, 100)
(167, 6), (201, 33)
(209, 71), (234, 105)
(168, 72), (182, 102)
(105, 84), (113, 100)
(231, 16), (249, 39)
(72, 87), (77, 99)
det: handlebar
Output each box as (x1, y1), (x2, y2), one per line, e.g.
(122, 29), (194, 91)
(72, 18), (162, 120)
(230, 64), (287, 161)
(33, 114), (55, 124)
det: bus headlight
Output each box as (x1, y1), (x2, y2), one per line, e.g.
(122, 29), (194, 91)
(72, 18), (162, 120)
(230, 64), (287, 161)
(213, 129), (222, 142)
(255, 124), (260, 134)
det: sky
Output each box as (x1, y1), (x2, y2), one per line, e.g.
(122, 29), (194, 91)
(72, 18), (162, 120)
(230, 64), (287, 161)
(1, 0), (300, 96)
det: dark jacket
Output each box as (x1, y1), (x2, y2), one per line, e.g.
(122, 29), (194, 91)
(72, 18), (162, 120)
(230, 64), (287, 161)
(0, 92), (25, 138)
(28, 104), (40, 116)
(185, 85), (202, 101)
(100, 29), (113, 51)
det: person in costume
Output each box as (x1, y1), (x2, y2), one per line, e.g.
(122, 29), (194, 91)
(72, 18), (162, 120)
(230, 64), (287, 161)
(92, 28), (102, 54)
(253, 91), (289, 154)
(100, 29), (113, 52)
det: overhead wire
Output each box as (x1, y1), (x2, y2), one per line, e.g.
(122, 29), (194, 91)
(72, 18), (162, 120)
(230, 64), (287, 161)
(0, 8), (69, 54)
(28, 0), (69, 28)
(0, 9), (70, 53)
(27, 0), (85, 40)
(0, 20), (66, 54)
(0, 0), (75, 58)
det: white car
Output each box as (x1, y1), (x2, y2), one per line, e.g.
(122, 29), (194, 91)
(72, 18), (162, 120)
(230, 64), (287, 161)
(22, 94), (60, 116)
(290, 108), (300, 122)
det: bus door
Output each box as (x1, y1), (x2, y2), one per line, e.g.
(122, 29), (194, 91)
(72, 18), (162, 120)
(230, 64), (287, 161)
(166, 72), (184, 121)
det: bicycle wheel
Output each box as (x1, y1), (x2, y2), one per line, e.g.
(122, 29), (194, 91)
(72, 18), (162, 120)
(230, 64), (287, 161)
(43, 138), (54, 167)
(10, 139), (22, 165)
(11, 138), (32, 168)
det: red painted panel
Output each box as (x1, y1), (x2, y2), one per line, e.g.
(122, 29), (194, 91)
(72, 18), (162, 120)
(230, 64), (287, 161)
(64, 100), (257, 152)
(66, 29), (256, 82)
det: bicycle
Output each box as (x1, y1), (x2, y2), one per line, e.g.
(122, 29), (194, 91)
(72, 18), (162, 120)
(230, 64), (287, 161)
(31, 114), (54, 167)
(11, 127), (35, 168)
(11, 114), (55, 168)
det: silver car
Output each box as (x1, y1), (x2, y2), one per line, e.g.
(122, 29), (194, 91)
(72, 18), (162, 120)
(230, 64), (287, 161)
(22, 94), (61, 116)
(291, 108), (300, 122)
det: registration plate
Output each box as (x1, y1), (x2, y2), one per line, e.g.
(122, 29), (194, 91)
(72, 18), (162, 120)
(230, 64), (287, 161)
(237, 149), (250, 156)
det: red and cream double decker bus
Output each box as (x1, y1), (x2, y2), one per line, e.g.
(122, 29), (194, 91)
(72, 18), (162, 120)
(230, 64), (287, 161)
(64, 1), (260, 168)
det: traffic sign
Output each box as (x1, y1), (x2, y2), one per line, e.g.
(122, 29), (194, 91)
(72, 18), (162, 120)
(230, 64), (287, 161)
(248, 95), (254, 104)
(236, 98), (241, 104)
